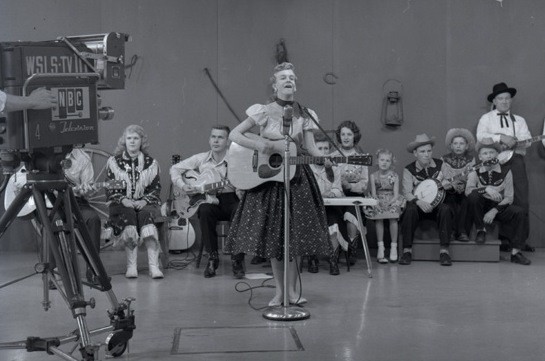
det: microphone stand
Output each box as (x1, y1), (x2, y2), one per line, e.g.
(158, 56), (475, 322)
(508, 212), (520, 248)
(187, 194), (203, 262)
(263, 107), (310, 321)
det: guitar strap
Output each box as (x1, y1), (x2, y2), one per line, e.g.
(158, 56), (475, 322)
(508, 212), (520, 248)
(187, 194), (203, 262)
(301, 106), (346, 157)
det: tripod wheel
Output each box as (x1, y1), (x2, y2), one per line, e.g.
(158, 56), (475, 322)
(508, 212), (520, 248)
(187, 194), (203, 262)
(105, 331), (130, 357)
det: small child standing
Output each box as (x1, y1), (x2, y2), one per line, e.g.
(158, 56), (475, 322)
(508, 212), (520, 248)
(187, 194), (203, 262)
(367, 149), (404, 263)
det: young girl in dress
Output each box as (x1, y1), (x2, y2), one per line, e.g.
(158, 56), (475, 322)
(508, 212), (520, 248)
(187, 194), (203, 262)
(367, 149), (404, 263)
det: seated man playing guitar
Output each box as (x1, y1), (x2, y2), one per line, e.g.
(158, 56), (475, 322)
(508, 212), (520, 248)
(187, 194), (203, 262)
(399, 134), (455, 266)
(169, 125), (245, 279)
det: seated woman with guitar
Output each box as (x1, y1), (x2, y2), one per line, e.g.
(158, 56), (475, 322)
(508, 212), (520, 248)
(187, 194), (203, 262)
(225, 62), (331, 307)
(399, 133), (455, 266)
(104, 125), (164, 279)
(330, 120), (369, 263)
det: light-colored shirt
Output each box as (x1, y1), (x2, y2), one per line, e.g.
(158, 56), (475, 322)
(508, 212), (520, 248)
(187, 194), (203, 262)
(64, 148), (94, 187)
(310, 164), (344, 198)
(476, 110), (531, 155)
(170, 150), (235, 193)
(330, 148), (369, 194)
(0, 90), (6, 116)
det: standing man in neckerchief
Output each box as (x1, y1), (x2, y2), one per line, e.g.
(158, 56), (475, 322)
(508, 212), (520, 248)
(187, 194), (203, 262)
(476, 82), (533, 252)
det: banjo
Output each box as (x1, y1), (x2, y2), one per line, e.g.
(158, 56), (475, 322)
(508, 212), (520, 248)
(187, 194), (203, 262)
(412, 159), (498, 208)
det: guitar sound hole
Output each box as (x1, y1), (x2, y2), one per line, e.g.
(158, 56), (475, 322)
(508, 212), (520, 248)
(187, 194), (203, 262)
(269, 153), (283, 169)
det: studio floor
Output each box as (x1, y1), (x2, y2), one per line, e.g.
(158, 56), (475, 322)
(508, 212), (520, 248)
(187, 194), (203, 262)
(1, 248), (545, 361)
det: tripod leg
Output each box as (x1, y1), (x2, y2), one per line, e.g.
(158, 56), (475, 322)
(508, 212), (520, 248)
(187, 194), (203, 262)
(68, 189), (113, 292)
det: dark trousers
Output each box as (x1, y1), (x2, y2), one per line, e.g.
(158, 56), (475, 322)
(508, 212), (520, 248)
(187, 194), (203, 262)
(467, 191), (525, 249)
(443, 192), (471, 235)
(501, 154), (529, 241)
(198, 192), (241, 257)
(401, 201), (454, 248)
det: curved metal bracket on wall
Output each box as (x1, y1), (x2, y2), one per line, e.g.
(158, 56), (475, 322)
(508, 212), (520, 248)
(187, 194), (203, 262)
(323, 72), (338, 85)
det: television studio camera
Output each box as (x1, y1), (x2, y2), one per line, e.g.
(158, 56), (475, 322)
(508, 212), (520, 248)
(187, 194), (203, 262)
(0, 33), (136, 361)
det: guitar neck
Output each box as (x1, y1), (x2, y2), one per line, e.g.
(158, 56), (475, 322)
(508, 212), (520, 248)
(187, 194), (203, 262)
(288, 155), (349, 165)
(517, 135), (545, 147)
(201, 180), (229, 192)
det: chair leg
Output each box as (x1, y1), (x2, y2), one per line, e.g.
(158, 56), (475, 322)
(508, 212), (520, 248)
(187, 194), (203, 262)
(344, 249), (351, 272)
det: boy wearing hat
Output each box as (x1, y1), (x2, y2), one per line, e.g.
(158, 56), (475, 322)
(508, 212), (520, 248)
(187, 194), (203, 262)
(441, 128), (476, 242)
(465, 138), (531, 265)
(399, 134), (455, 266)
(476, 82), (532, 251)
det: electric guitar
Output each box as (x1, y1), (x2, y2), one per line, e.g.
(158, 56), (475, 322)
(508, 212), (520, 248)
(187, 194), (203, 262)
(497, 135), (545, 164)
(173, 168), (230, 219)
(4, 168), (125, 217)
(413, 159), (498, 208)
(227, 140), (373, 190)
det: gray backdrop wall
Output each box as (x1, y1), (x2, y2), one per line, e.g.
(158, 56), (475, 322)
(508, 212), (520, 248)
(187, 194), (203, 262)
(2, 0), (545, 251)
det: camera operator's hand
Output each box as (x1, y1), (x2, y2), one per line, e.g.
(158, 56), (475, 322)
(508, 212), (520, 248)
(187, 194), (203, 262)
(28, 88), (57, 109)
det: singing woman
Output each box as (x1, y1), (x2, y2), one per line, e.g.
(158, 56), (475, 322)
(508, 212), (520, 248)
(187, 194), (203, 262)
(225, 62), (330, 307)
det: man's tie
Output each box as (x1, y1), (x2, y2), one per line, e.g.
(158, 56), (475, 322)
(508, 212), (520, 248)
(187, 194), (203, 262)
(497, 112), (509, 128)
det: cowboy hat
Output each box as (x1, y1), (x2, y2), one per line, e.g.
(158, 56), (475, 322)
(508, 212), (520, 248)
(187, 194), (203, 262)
(407, 133), (435, 152)
(475, 137), (502, 153)
(487, 82), (517, 102)
(445, 128), (476, 151)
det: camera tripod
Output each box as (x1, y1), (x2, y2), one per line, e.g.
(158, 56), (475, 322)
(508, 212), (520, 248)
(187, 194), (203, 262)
(0, 170), (135, 361)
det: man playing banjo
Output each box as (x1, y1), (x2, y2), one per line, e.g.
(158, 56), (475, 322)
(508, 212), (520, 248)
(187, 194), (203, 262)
(399, 134), (455, 266)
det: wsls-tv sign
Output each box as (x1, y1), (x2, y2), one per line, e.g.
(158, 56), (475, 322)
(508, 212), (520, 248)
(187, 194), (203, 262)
(51, 86), (91, 121)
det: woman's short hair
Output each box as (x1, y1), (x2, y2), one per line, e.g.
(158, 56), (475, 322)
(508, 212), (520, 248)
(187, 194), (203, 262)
(114, 124), (150, 155)
(335, 120), (362, 145)
(270, 62), (297, 87)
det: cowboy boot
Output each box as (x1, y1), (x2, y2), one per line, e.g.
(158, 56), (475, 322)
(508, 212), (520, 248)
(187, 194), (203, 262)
(125, 247), (138, 278)
(146, 240), (164, 279)
(204, 251), (219, 278)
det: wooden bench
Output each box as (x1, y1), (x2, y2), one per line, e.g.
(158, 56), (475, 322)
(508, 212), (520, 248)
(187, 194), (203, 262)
(409, 219), (500, 262)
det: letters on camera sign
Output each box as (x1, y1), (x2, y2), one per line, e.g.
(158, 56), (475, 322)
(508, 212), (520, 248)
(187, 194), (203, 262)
(51, 87), (91, 120)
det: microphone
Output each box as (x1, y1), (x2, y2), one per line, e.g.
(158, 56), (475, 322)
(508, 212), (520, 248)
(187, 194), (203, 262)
(282, 105), (293, 136)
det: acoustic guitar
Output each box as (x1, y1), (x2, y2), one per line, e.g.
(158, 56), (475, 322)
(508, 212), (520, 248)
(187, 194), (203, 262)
(227, 140), (373, 190)
(173, 168), (230, 219)
(4, 168), (125, 217)
(413, 159), (498, 208)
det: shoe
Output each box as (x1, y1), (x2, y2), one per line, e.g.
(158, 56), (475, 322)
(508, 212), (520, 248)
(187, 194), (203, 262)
(232, 259), (245, 279)
(250, 256), (267, 264)
(269, 294), (282, 307)
(377, 257), (388, 264)
(398, 251), (412, 265)
(522, 244), (536, 253)
(475, 230), (486, 245)
(439, 252), (452, 266)
(457, 233), (470, 242)
(511, 252), (531, 265)
(389, 245), (398, 262)
(348, 236), (359, 265)
(289, 296), (307, 305)
(307, 256), (319, 273)
(204, 259), (216, 278)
